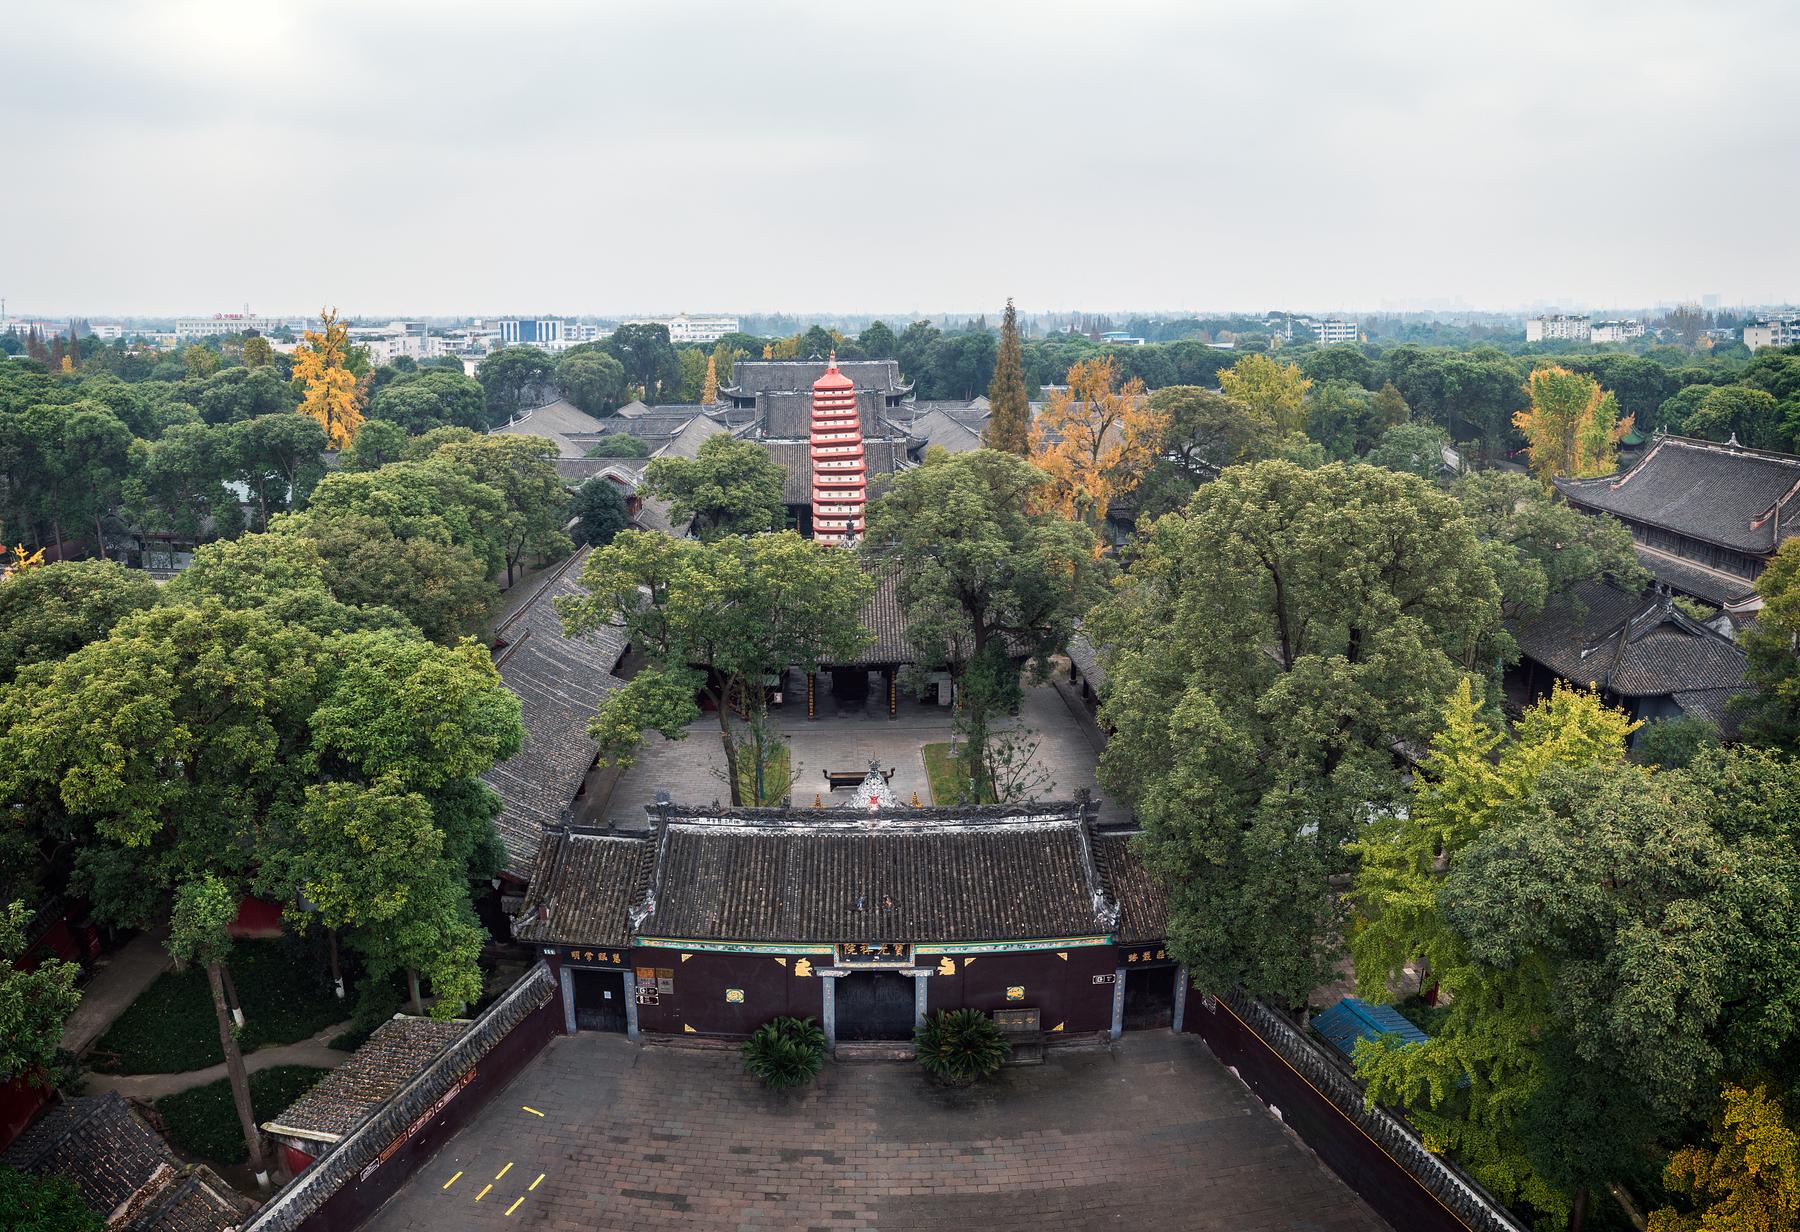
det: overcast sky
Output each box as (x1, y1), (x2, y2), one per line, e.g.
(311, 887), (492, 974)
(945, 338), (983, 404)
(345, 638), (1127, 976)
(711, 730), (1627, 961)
(3, 1), (1796, 319)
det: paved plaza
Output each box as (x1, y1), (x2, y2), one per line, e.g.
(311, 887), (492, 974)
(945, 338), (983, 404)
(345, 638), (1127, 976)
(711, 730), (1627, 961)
(363, 1031), (1387, 1232)
(595, 675), (1128, 827)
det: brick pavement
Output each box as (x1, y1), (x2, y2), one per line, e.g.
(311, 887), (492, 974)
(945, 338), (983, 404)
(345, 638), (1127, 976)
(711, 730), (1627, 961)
(361, 1031), (1387, 1232)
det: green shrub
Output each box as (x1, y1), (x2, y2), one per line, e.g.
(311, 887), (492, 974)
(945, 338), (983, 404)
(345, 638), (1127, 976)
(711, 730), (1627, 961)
(741, 1016), (827, 1090)
(90, 939), (348, 1074)
(0, 1166), (102, 1232)
(914, 1009), (1010, 1085)
(154, 1065), (331, 1164)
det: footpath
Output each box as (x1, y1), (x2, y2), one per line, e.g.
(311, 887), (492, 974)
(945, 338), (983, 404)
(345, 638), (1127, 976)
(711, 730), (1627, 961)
(84, 1021), (354, 1100)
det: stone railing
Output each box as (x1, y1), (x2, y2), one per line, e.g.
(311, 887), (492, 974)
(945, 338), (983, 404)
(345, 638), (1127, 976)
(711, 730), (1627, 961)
(1219, 992), (1529, 1232)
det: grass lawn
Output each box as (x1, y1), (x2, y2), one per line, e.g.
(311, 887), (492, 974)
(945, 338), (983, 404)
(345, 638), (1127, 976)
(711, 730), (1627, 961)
(735, 743), (792, 806)
(155, 1065), (331, 1165)
(921, 742), (996, 805)
(90, 939), (347, 1075)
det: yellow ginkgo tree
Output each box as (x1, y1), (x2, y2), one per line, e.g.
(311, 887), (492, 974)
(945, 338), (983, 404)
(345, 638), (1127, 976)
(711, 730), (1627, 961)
(292, 307), (363, 448)
(1029, 355), (1167, 540)
(1650, 1081), (1800, 1232)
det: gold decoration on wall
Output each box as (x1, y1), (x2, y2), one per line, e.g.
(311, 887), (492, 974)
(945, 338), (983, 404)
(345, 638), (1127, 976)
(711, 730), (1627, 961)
(795, 958), (813, 977)
(936, 956), (956, 976)
(772, 957), (788, 967)
(683, 1024), (696, 1033)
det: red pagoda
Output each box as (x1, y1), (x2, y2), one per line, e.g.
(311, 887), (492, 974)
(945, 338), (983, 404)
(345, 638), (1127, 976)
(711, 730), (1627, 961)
(808, 354), (867, 545)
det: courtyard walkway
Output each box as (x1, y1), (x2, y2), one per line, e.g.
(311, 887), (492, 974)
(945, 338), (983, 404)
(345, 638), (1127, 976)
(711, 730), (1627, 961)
(593, 678), (1128, 827)
(361, 1031), (1386, 1232)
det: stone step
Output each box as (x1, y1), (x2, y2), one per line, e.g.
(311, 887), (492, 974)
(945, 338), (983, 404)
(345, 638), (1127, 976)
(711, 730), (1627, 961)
(832, 1041), (915, 1062)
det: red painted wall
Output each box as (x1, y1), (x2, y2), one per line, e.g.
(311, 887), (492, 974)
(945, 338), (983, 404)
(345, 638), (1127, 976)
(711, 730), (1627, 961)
(632, 950), (825, 1036)
(923, 946), (1115, 1034)
(229, 895), (286, 938)
(0, 1078), (54, 1153)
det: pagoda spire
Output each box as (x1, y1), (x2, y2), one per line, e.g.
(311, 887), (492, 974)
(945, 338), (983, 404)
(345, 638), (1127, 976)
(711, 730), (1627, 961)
(808, 353), (866, 545)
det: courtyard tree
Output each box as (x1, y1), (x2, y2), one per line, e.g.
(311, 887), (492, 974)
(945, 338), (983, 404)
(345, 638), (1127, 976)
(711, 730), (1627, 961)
(476, 346), (557, 425)
(1740, 537), (1800, 744)
(603, 323), (677, 399)
(0, 558), (157, 684)
(292, 308), (363, 449)
(1218, 352), (1312, 434)
(1029, 355), (1167, 535)
(558, 530), (873, 805)
(555, 348), (628, 415)
(338, 418), (407, 472)
(865, 449), (1103, 792)
(424, 433), (571, 585)
(571, 475), (630, 546)
(231, 410), (329, 528)
(641, 433), (786, 540)
(1514, 366), (1631, 485)
(169, 875), (271, 1187)
(367, 368), (489, 434)
(1682, 384), (1784, 451)
(0, 900), (81, 1087)
(1091, 461), (1501, 1006)
(983, 299), (1030, 454)
(1650, 1080), (1800, 1232)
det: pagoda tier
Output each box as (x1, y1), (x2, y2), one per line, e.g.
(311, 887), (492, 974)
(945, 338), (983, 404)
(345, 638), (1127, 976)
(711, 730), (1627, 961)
(809, 354), (866, 545)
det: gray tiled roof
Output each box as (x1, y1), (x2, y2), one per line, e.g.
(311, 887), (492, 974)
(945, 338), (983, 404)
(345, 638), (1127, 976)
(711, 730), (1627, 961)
(241, 965), (558, 1232)
(262, 1017), (468, 1143)
(123, 1168), (257, 1232)
(722, 358), (909, 398)
(1633, 544), (1758, 605)
(755, 388), (901, 441)
(3, 1094), (172, 1222)
(906, 408), (983, 454)
(1067, 631), (1106, 692)
(834, 558), (922, 667)
(1556, 435), (1800, 554)
(1091, 832), (1168, 944)
(512, 830), (656, 947)
(651, 415), (728, 461)
(635, 803), (1120, 945)
(492, 399), (610, 439)
(1509, 579), (1747, 720)
(761, 438), (911, 505)
(483, 549), (629, 877)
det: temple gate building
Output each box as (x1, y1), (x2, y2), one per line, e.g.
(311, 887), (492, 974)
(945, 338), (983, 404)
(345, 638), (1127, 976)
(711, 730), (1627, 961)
(513, 792), (1176, 1048)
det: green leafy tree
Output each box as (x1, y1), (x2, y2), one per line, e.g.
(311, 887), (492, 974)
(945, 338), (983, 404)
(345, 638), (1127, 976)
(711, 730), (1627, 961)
(983, 300), (1030, 454)
(1218, 352), (1312, 434)
(1739, 538), (1800, 745)
(230, 411), (329, 529)
(865, 450), (1102, 789)
(1306, 380), (1379, 459)
(168, 875), (270, 1185)
(558, 530), (873, 804)
(476, 346), (557, 425)
(1651, 1080), (1800, 1232)
(571, 476), (630, 546)
(424, 434), (572, 585)
(1682, 385), (1784, 451)
(859, 321), (898, 360)
(0, 559), (157, 684)
(555, 349), (627, 415)
(641, 434), (786, 540)
(603, 324), (677, 399)
(586, 434), (650, 457)
(1451, 469), (1646, 623)
(1091, 461), (1500, 1005)
(300, 458), (509, 576)
(0, 900), (81, 1086)
(1363, 421), (1451, 478)
(0, 1167), (102, 1232)
(276, 511), (497, 643)
(1515, 366), (1631, 484)
(368, 369), (489, 434)
(338, 418), (407, 472)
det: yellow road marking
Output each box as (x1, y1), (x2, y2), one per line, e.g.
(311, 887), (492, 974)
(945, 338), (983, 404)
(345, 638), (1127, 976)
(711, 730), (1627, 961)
(495, 1162), (513, 1181)
(442, 1171), (462, 1190)
(529, 1173), (545, 1191)
(475, 1184), (493, 1202)
(506, 1197), (525, 1216)
(521, 1106), (544, 1117)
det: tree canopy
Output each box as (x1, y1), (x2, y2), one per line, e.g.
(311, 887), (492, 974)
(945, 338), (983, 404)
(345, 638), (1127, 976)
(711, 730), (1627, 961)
(641, 434), (786, 540)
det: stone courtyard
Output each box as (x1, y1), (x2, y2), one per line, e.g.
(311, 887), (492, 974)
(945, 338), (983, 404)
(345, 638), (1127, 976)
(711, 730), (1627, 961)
(592, 674), (1128, 827)
(361, 1031), (1387, 1232)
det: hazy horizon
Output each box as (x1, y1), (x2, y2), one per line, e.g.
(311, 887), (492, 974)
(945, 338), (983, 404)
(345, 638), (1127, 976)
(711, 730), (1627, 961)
(4, 1), (1797, 317)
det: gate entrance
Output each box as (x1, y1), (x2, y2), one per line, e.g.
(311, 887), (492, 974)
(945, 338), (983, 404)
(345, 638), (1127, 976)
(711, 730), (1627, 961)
(571, 968), (627, 1033)
(836, 971), (915, 1040)
(1123, 963), (1177, 1031)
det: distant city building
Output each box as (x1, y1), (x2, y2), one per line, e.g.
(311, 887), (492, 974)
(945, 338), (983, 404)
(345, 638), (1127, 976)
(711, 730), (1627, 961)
(90, 323), (124, 339)
(1590, 319), (1646, 344)
(498, 318), (564, 347)
(349, 320), (444, 364)
(626, 313), (739, 344)
(1311, 319), (1359, 345)
(175, 312), (300, 340)
(1525, 314), (1591, 343)
(1099, 330), (1146, 346)
(1745, 315), (1800, 352)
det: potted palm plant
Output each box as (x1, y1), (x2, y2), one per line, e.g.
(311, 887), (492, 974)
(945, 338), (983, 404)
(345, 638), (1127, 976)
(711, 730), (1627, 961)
(914, 1008), (1011, 1086)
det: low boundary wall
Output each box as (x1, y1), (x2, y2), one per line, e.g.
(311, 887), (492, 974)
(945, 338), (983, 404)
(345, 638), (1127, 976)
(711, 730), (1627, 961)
(243, 963), (561, 1232)
(1188, 989), (1528, 1232)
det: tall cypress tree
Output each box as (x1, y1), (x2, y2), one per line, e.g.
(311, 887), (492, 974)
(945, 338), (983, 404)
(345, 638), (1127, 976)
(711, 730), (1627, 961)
(983, 299), (1030, 454)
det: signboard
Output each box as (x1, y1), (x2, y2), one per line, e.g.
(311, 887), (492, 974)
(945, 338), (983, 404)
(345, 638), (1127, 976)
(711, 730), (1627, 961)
(835, 942), (913, 968)
(1121, 947), (1171, 965)
(566, 948), (627, 967)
